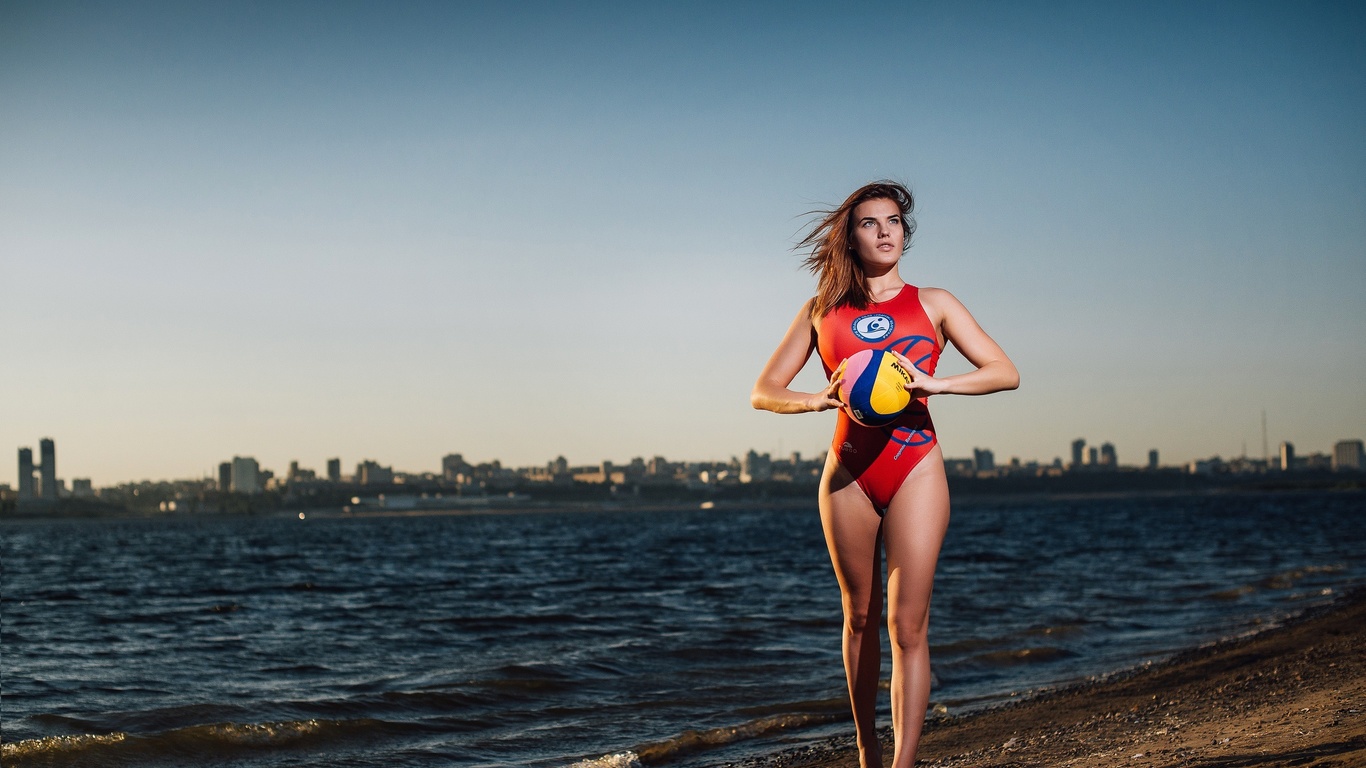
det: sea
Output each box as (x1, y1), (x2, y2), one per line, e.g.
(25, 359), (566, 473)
(3, 489), (1364, 767)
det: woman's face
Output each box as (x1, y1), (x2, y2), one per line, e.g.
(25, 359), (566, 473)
(850, 197), (905, 269)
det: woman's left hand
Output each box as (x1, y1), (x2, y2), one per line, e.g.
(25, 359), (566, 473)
(889, 350), (947, 399)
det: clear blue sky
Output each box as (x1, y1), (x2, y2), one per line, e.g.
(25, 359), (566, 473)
(3, 1), (1363, 486)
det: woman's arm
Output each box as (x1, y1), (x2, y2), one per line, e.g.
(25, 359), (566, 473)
(896, 287), (1019, 398)
(751, 300), (844, 414)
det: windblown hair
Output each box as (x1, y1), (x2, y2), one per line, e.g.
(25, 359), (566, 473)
(800, 181), (916, 319)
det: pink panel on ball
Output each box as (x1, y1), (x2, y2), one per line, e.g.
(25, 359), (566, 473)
(836, 349), (874, 403)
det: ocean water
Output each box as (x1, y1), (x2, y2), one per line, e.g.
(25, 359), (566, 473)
(3, 489), (1364, 767)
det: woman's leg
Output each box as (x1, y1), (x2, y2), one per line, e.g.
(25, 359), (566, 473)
(819, 453), (887, 768)
(881, 446), (950, 768)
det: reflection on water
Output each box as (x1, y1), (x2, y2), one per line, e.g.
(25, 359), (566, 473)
(3, 490), (1363, 767)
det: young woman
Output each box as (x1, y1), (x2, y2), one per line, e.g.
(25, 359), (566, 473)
(751, 181), (1018, 768)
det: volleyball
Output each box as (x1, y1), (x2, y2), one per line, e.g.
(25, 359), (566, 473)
(833, 348), (913, 427)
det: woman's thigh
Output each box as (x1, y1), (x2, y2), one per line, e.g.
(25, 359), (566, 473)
(881, 447), (950, 637)
(819, 455), (886, 614)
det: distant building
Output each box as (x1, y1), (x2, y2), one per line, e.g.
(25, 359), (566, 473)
(1299, 452), (1333, 471)
(741, 450), (772, 483)
(1070, 439), (1085, 469)
(1099, 442), (1116, 468)
(355, 460), (393, 485)
(39, 438), (57, 499)
(326, 458), (341, 483)
(231, 456), (261, 494)
(17, 447), (35, 500)
(218, 462), (232, 492)
(285, 462), (316, 483)
(71, 478), (94, 498)
(1147, 449), (1159, 471)
(1279, 442), (1295, 472)
(973, 448), (995, 473)
(943, 458), (974, 477)
(442, 453), (472, 483)
(647, 456), (673, 478)
(1333, 440), (1364, 472)
(1188, 457), (1221, 475)
(1087, 446), (1099, 466)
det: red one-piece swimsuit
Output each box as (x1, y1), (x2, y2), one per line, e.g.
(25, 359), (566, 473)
(816, 285), (942, 513)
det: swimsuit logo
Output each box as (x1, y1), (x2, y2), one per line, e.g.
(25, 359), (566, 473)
(852, 313), (894, 342)
(840, 442), (857, 455)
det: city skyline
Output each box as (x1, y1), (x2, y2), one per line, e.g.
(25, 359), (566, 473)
(3, 3), (1364, 487)
(10, 432), (1364, 493)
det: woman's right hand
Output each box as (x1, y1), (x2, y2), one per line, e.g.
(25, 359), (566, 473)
(806, 375), (845, 413)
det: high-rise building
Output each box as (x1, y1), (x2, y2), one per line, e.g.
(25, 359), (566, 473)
(39, 438), (56, 499)
(231, 456), (261, 494)
(218, 462), (232, 492)
(973, 447), (995, 472)
(1100, 442), (1117, 468)
(1071, 439), (1086, 469)
(327, 458), (341, 483)
(17, 447), (35, 500)
(1087, 446), (1099, 466)
(1279, 442), (1295, 472)
(1333, 440), (1364, 472)
(1148, 449), (1159, 471)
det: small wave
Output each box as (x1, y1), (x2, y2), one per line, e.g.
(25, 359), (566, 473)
(934, 622), (1086, 657)
(963, 645), (1076, 668)
(0, 718), (379, 767)
(632, 710), (843, 764)
(568, 750), (644, 768)
(1024, 622), (1087, 639)
(2, 732), (128, 760)
(1260, 564), (1345, 590)
(931, 635), (1001, 655)
(736, 696), (848, 718)
(1284, 586), (1335, 602)
(258, 663), (332, 673)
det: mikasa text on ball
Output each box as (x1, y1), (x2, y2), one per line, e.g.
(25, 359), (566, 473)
(833, 348), (913, 427)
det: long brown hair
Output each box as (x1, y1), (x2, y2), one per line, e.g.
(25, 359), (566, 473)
(799, 181), (916, 319)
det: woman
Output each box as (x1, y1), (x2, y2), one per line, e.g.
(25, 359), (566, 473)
(751, 181), (1018, 768)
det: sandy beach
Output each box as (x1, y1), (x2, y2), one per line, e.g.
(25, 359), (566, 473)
(738, 590), (1365, 768)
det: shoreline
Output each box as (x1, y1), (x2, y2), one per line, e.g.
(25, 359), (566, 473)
(731, 589), (1366, 767)
(4, 484), (1362, 523)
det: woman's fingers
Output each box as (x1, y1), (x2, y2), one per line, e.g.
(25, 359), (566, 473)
(887, 350), (920, 390)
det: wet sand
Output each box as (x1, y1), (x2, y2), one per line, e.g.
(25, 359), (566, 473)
(736, 590), (1365, 767)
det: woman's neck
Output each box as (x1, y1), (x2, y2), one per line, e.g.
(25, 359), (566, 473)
(864, 270), (906, 303)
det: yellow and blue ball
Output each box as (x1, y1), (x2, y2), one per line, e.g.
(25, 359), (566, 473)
(834, 349), (913, 427)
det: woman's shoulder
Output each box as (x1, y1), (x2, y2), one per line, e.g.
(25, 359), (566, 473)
(912, 284), (956, 304)
(915, 286), (970, 329)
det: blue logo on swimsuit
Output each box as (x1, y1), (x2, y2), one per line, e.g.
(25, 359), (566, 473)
(851, 313), (894, 342)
